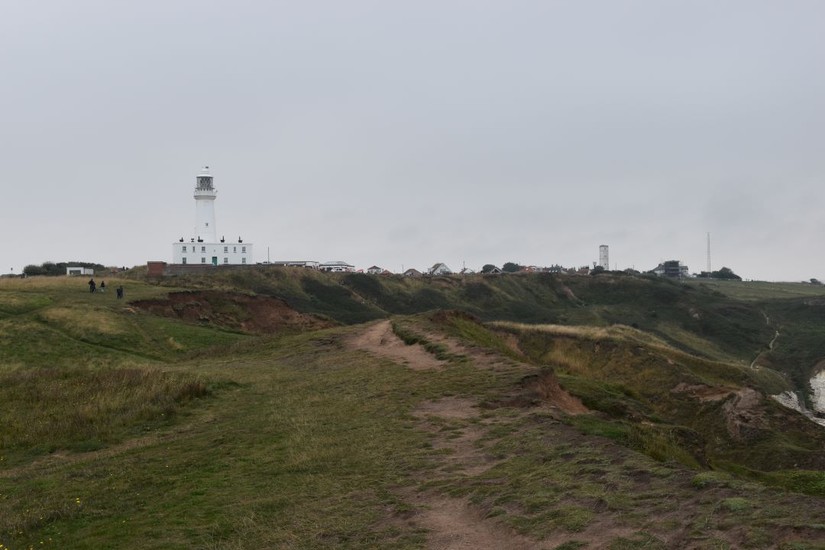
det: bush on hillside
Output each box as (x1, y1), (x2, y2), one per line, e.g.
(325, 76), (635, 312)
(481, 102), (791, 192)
(697, 267), (742, 280)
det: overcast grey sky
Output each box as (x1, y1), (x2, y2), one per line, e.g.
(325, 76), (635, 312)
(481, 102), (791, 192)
(2, 1), (823, 280)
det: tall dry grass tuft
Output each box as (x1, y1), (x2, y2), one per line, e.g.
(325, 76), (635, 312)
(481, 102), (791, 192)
(175, 379), (210, 402)
(0, 366), (210, 455)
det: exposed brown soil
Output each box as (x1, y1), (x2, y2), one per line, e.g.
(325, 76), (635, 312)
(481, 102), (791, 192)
(673, 383), (775, 442)
(132, 290), (333, 334)
(670, 382), (734, 402)
(721, 387), (769, 441)
(518, 370), (589, 414)
(409, 397), (550, 549)
(345, 320), (445, 370)
(405, 494), (545, 550)
(413, 397), (496, 477)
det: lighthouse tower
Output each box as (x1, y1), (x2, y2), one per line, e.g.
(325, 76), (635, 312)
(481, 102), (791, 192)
(194, 167), (218, 242)
(171, 167), (253, 266)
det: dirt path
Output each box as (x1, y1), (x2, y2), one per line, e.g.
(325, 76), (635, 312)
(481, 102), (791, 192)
(411, 495), (542, 550)
(409, 397), (548, 549)
(345, 319), (445, 370)
(413, 397), (495, 477)
(346, 322), (569, 548)
(750, 311), (779, 369)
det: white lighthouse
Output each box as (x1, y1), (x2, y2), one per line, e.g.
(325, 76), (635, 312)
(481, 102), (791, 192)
(194, 167), (217, 242)
(172, 167), (253, 266)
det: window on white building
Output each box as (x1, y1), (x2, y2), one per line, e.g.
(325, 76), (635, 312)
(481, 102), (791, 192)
(242, 258), (246, 264)
(182, 246), (187, 253)
(201, 246), (206, 253)
(224, 246), (228, 253)
(223, 257), (228, 264)
(182, 257), (187, 264)
(242, 246), (246, 253)
(201, 257), (206, 264)
(233, 246), (236, 253)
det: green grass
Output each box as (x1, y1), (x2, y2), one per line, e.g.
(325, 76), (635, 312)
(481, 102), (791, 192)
(0, 276), (248, 368)
(0, 366), (209, 462)
(3, 274), (825, 548)
(688, 279), (825, 301)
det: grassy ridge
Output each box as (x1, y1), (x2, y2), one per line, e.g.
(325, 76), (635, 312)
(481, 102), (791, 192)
(142, 267), (825, 399)
(153, 269), (773, 354)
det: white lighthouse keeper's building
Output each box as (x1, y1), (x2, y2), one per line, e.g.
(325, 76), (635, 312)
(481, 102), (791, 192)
(172, 167), (253, 266)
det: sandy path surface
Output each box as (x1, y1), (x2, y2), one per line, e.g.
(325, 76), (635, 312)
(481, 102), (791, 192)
(345, 319), (445, 370)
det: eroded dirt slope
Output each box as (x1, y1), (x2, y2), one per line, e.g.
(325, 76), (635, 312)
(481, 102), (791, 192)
(133, 290), (334, 334)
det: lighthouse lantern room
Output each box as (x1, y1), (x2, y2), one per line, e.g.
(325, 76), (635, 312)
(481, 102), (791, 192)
(172, 167), (253, 266)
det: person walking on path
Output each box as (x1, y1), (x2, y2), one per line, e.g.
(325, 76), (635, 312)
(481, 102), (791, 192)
(100, 281), (106, 292)
(88, 279), (96, 293)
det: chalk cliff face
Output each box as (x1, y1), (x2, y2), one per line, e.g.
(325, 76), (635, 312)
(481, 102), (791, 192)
(773, 390), (825, 428)
(774, 368), (825, 428)
(812, 370), (825, 415)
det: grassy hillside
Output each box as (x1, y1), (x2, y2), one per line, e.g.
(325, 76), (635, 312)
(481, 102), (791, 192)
(2, 274), (825, 548)
(688, 279), (825, 399)
(148, 268), (821, 381)
(492, 321), (823, 471)
(136, 268), (825, 403)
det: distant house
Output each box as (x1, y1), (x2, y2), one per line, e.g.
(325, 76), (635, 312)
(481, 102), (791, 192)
(428, 263), (453, 276)
(459, 267), (476, 275)
(66, 267), (94, 276)
(651, 260), (689, 278)
(267, 261), (320, 269)
(403, 268), (423, 278)
(481, 265), (502, 274)
(319, 261), (355, 273)
(366, 265), (383, 275)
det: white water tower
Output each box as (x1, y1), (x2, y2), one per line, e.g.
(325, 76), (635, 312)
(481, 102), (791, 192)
(194, 166), (217, 242)
(599, 245), (609, 270)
